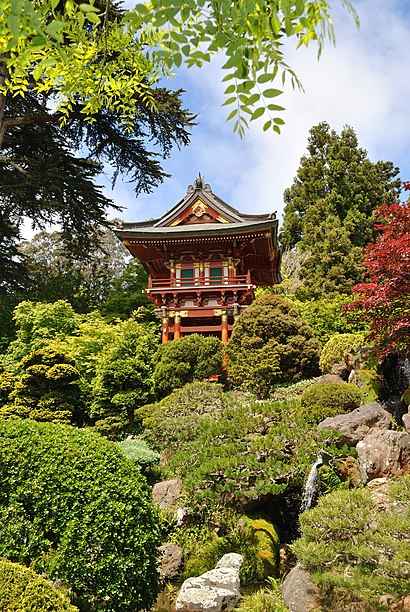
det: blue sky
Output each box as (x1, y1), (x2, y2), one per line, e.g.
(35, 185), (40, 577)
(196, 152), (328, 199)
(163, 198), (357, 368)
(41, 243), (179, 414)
(106, 0), (410, 226)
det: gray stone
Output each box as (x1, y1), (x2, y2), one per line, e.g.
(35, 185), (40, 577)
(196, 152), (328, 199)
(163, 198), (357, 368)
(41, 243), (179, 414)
(318, 402), (392, 446)
(356, 430), (410, 482)
(281, 564), (320, 612)
(157, 543), (184, 580)
(317, 374), (345, 384)
(402, 413), (410, 434)
(152, 479), (183, 509)
(331, 362), (351, 381)
(175, 553), (243, 612)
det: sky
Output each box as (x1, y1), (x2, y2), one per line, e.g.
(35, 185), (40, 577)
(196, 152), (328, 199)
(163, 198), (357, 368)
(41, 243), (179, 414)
(104, 0), (410, 226)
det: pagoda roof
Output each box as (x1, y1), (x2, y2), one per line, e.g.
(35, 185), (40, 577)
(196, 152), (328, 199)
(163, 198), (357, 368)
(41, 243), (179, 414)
(114, 174), (277, 238)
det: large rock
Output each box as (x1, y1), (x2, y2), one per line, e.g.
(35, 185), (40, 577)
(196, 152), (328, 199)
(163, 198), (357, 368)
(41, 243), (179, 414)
(402, 412), (410, 434)
(157, 543), (184, 580)
(175, 553), (243, 612)
(356, 430), (410, 482)
(318, 402), (392, 446)
(281, 564), (320, 612)
(152, 479), (183, 509)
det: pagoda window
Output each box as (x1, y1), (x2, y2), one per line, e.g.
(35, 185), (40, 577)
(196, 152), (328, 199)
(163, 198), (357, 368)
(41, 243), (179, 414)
(209, 266), (222, 285)
(180, 267), (195, 286)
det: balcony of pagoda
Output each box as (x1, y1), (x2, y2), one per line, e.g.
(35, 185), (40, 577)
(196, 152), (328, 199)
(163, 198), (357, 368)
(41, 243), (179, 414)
(145, 272), (253, 291)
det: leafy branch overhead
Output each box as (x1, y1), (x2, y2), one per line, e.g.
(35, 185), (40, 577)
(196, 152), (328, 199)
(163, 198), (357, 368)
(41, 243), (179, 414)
(1, 0), (359, 135)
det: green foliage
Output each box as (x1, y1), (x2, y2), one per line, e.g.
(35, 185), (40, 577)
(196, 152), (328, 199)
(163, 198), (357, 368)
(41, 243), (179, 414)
(116, 438), (160, 470)
(293, 478), (410, 608)
(292, 295), (368, 346)
(0, 420), (160, 612)
(4, 300), (80, 370)
(319, 332), (365, 373)
(0, 345), (85, 425)
(227, 294), (320, 398)
(241, 517), (280, 577)
(90, 319), (159, 434)
(299, 382), (363, 422)
(139, 381), (233, 453)
(0, 557), (77, 612)
(281, 122), (401, 298)
(236, 577), (289, 612)
(272, 378), (319, 402)
(143, 387), (335, 512)
(153, 334), (223, 398)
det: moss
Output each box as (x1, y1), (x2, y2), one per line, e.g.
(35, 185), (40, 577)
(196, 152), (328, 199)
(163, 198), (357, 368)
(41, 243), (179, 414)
(242, 517), (280, 577)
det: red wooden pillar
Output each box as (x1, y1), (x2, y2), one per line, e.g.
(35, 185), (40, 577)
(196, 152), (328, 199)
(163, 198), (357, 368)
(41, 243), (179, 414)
(161, 308), (169, 343)
(221, 311), (229, 343)
(174, 312), (181, 340)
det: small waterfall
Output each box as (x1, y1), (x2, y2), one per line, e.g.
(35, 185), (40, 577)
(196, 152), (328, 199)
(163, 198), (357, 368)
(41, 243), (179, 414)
(300, 455), (323, 513)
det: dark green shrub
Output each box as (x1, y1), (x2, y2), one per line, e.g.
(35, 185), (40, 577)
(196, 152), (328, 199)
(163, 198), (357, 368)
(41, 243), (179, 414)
(0, 558), (77, 611)
(292, 477), (410, 609)
(153, 334), (223, 399)
(319, 332), (365, 373)
(299, 382), (363, 422)
(227, 294), (320, 398)
(0, 420), (160, 612)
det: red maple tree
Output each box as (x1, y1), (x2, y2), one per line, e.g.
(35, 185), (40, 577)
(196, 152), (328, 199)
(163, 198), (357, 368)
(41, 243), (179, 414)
(344, 184), (410, 359)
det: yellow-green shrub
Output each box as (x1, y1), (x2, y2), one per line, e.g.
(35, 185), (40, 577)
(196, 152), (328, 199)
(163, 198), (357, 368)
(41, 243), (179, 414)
(319, 333), (365, 374)
(0, 558), (77, 611)
(299, 382), (363, 422)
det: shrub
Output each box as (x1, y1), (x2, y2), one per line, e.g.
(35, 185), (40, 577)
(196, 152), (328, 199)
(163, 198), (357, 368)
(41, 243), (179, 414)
(299, 382), (363, 422)
(292, 478), (410, 609)
(0, 346), (85, 425)
(0, 420), (160, 612)
(153, 334), (223, 399)
(116, 438), (160, 470)
(236, 577), (289, 612)
(227, 294), (320, 398)
(0, 558), (77, 612)
(319, 332), (365, 374)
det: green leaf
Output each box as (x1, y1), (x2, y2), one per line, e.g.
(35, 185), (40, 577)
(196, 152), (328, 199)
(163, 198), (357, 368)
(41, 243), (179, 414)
(222, 96), (237, 106)
(224, 84), (236, 95)
(79, 3), (100, 12)
(263, 88), (282, 98)
(257, 73), (274, 84)
(226, 108), (238, 121)
(263, 120), (272, 131)
(273, 118), (285, 125)
(250, 106), (265, 121)
(46, 20), (66, 40)
(30, 35), (47, 47)
(6, 14), (19, 38)
(85, 11), (101, 23)
(267, 104), (285, 111)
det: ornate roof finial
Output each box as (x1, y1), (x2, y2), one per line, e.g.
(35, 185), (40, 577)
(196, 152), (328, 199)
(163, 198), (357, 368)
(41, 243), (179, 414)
(194, 173), (204, 190)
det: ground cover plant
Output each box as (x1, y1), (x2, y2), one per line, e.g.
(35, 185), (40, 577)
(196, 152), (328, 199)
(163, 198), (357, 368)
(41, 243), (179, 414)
(0, 420), (160, 612)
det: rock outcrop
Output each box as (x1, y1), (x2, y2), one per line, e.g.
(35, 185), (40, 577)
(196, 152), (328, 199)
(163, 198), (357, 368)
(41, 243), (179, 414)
(152, 479), (183, 510)
(175, 553), (243, 612)
(356, 430), (410, 482)
(281, 564), (321, 612)
(318, 402), (392, 446)
(157, 543), (184, 580)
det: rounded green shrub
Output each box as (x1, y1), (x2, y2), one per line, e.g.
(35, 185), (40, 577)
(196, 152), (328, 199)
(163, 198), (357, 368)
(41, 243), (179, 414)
(319, 333), (365, 374)
(0, 558), (77, 611)
(0, 420), (160, 612)
(227, 294), (320, 398)
(299, 382), (363, 422)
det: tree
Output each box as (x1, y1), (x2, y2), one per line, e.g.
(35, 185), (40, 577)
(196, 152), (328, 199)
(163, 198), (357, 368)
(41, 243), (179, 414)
(344, 193), (410, 359)
(90, 319), (159, 436)
(1, 1), (358, 135)
(227, 294), (320, 398)
(153, 334), (224, 399)
(0, 419), (160, 611)
(280, 123), (401, 298)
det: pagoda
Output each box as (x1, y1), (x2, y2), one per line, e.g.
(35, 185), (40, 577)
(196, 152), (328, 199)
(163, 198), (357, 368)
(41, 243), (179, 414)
(114, 175), (281, 343)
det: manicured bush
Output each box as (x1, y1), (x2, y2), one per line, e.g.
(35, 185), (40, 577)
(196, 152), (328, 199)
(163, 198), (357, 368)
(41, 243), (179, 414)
(292, 477), (410, 609)
(0, 420), (160, 612)
(227, 294), (320, 398)
(299, 382), (363, 422)
(153, 334), (224, 399)
(0, 558), (77, 611)
(0, 346), (84, 425)
(319, 332), (365, 374)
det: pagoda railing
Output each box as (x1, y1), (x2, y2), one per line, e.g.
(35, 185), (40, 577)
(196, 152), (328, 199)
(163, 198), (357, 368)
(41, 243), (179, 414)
(147, 273), (252, 289)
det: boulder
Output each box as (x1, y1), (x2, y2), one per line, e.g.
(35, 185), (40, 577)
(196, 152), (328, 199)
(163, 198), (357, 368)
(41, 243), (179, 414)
(175, 553), (243, 612)
(157, 543), (184, 580)
(331, 362), (351, 381)
(318, 402), (392, 446)
(356, 430), (410, 482)
(281, 564), (320, 612)
(317, 374), (345, 384)
(402, 412), (410, 434)
(152, 479), (183, 509)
